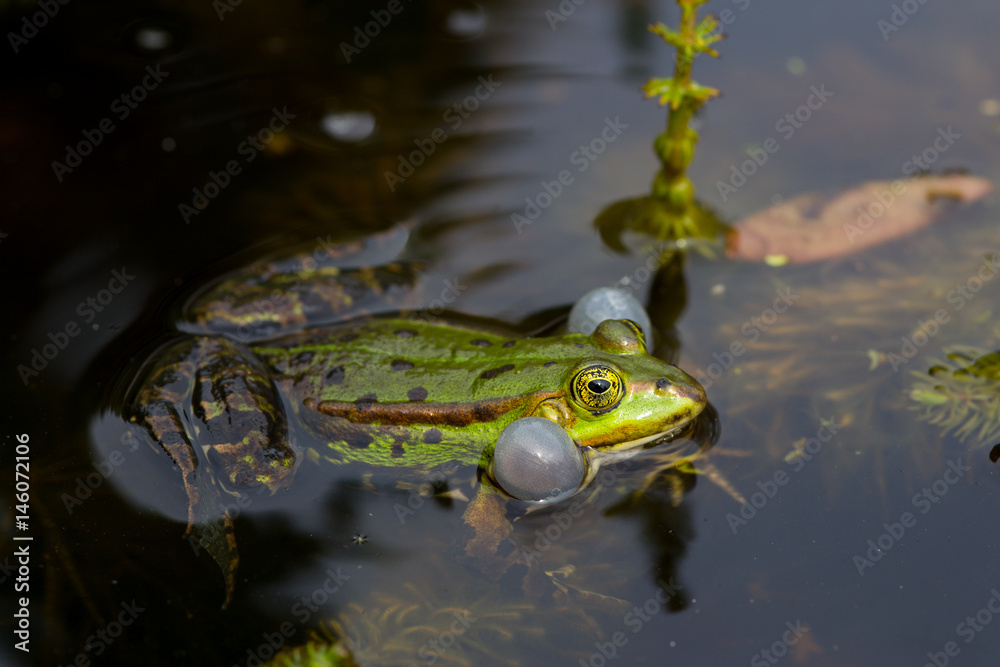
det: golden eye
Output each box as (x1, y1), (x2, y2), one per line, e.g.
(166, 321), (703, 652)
(571, 364), (625, 412)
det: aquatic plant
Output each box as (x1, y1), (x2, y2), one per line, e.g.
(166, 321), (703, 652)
(265, 639), (356, 667)
(909, 346), (1000, 446)
(595, 0), (726, 250)
(269, 582), (551, 667)
(643, 0), (722, 221)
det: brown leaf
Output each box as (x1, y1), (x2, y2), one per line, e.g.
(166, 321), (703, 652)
(726, 174), (992, 263)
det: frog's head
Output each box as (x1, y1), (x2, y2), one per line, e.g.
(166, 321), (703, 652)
(534, 319), (707, 452)
(491, 319), (708, 502)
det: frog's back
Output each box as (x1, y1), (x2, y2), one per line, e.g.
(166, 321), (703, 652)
(254, 319), (585, 470)
(256, 319), (585, 404)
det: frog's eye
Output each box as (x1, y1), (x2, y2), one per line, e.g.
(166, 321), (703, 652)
(571, 364), (625, 413)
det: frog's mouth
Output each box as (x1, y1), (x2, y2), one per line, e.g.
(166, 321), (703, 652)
(571, 422), (698, 491)
(587, 423), (689, 461)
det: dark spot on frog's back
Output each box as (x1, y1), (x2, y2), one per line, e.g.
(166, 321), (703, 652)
(408, 386), (428, 401)
(543, 361), (557, 368)
(479, 364), (515, 380)
(470, 339), (491, 347)
(345, 429), (373, 449)
(391, 359), (414, 371)
(422, 428), (442, 444)
(324, 365), (345, 384)
(290, 350), (315, 366)
(502, 341), (516, 348)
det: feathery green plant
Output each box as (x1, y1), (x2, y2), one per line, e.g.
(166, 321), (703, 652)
(909, 346), (1000, 446)
(643, 1), (722, 220)
(595, 0), (726, 250)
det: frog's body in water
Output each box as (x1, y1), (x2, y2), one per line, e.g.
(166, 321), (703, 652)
(127, 238), (706, 606)
(266, 318), (703, 472)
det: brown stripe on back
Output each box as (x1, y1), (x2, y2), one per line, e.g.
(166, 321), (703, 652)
(315, 394), (539, 427)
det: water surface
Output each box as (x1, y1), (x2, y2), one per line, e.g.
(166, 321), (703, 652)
(2, 1), (999, 665)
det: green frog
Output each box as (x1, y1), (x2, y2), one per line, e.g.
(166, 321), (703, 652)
(127, 238), (707, 607)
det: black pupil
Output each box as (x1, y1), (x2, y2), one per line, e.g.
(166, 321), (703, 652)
(588, 379), (611, 394)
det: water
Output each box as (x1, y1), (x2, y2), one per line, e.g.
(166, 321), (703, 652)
(3, 1), (1000, 665)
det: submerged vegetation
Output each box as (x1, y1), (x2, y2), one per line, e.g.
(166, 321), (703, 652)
(910, 346), (1000, 447)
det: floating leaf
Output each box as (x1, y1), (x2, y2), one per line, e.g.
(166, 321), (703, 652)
(726, 175), (992, 263)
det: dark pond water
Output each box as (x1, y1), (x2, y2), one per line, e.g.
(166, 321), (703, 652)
(3, 1), (1000, 665)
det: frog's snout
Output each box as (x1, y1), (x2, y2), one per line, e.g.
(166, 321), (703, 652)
(654, 376), (707, 406)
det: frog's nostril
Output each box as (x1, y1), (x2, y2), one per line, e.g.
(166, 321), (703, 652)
(656, 378), (670, 391)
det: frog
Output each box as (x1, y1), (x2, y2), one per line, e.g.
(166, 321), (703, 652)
(126, 235), (707, 607)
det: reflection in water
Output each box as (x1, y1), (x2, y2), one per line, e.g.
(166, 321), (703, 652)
(279, 411), (724, 665)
